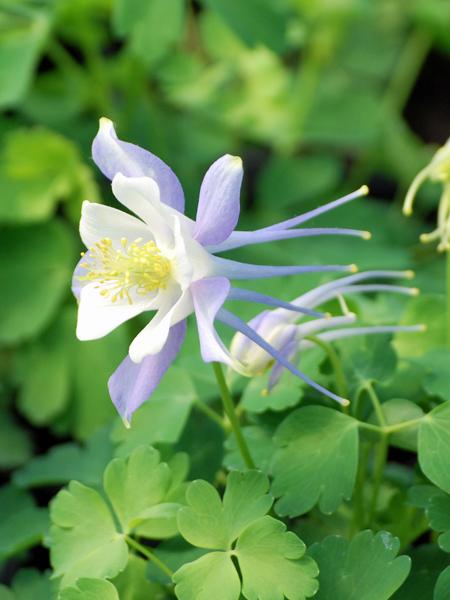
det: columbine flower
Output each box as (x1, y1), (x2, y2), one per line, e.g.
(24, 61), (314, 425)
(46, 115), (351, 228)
(403, 138), (450, 252)
(73, 118), (373, 423)
(230, 271), (424, 395)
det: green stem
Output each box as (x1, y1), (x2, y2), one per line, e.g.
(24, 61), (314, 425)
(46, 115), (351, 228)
(384, 30), (432, 113)
(306, 335), (348, 400)
(447, 250), (450, 346)
(212, 363), (255, 469)
(384, 417), (424, 434)
(363, 381), (387, 427)
(194, 399), (227, 431)
(126, 536), (173, 578)
(350, 442), (371, 535)
(368, 435), (388, 525)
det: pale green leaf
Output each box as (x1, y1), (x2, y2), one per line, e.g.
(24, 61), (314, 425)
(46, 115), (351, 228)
(309, 530), (411, 600)
(59, 578), (119, 600)
(49, 481), (128, 588)
(0, 411), (32, 469)
(174, 551), (240, 600)
(271, 407), (359, 517)
(103, 446), (176, 535)
(236, 516), (319, 600)
(178, 471), (272, 550)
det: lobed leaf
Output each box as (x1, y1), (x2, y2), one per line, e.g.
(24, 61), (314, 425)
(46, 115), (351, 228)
(271, 406), (359, 517)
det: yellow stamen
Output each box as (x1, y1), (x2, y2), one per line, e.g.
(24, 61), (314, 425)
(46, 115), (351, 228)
(78, 237), (171, 304)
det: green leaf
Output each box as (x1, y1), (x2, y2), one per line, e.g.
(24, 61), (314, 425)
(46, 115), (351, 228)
(175, 471), (318, 600)
(434, 566), (450, 600)
(49, 445), (186, 587)
(240, 371), (304, 413)
(115, 0), (185, 67)
(339, 334), (397, 394)
(235, 516), (319, 600)
(419, 402), (450, 493)
(49, 481), (128, 588)
(0, 411), (32, 469)
(112, 555), (164, 599)
(391, 544), (450, 600)
(224, 425), (275, 472)
(178, 471), (272, 550)
(8, 568), (57, 600)
(0, 587), (13, 600)
(112, 366), (195, 456)
(59, 578), (119, 600)
(174, 552), (240, 600)
(104, 446), (182, 537)
(426, 494), (450, 552)
(199, 0), (288, 53)
(257, 154), (341, 209)
(309, 530), (411, 600)
(0, 221), (75, 344)
(271, 407), (359, 517)
(394, 295), (446, 358)
(0, 7), (50, 108)
(416, 349), (450, 401)
(0, 128), (99, 224)
(13, 427), (113, 489)
(0, 486), (49, 561)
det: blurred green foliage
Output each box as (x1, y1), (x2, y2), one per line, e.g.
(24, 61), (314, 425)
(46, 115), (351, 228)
(1, 0), (450, 596)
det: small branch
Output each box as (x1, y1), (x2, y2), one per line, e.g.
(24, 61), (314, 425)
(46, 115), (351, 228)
(126, 536), (173, 579)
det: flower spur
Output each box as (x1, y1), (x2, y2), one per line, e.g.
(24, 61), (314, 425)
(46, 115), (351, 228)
(74, 118), (379, 423)
(229, 270), (423, 394)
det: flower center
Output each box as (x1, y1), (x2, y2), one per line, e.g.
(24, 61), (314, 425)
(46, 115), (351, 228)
(79, 237), (171, 303)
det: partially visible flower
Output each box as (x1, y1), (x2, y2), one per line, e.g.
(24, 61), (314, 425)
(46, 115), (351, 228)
(74, 118), (374, 423)
(230, 270), (423, 394)
(403, 138), (450, 252)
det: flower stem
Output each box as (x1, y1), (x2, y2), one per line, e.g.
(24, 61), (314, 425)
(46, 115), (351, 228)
(363, 381), (387, 427)
(447, 249), (450, 346)
(212, 362), (255, 469)
(305, 335), (348, 401)
(368, 435), (388, 525)
(126, 536), (173, 578)
(194, 398), (227, 431)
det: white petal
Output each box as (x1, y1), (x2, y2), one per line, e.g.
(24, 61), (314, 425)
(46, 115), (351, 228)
(129, 286), (194, 362)
(80, 201), (151, 248)
(76, 283), (155, 340)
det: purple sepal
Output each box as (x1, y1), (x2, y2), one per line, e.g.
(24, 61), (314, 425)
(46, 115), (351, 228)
(193, 155), (243, 246)
(92, 118), (185, 213)
(108, 319), (187, 425)
(218, 308), (348, 406)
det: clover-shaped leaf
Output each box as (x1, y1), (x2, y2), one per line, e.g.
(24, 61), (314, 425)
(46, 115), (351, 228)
(271, 406), (359, 517)
(419, 402), (450, 494)
(59, 578), (119, 600)
(49, 445), (186, 587)
(434, 566), (450, 600)
(309, 530), (411, 600)
(174, 470), (318, 600)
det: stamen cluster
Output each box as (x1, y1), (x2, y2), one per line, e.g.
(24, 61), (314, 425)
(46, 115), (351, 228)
(79, 237), (171, 303)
